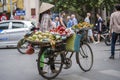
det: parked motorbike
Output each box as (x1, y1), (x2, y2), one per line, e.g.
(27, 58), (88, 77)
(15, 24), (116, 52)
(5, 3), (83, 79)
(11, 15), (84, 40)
(92, 24), (111, 46)
(17, 27), (39, 54)
(104, 34), (120, 46)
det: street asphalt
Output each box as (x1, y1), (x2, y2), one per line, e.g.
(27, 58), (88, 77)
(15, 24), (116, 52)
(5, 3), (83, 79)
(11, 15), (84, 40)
(0, 42), (120, 80)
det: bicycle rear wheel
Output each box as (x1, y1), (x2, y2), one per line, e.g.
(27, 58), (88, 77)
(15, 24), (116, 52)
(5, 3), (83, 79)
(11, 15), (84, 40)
(37, 48), (63, 79)
(17, 39), (29, 54)
(76, 42), (93, 72)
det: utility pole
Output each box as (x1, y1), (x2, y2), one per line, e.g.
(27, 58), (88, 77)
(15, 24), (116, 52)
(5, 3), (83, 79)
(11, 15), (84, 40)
(10, 0), (14, 19)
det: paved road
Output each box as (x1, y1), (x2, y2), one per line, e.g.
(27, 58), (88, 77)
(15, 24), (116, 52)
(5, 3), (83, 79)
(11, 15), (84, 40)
(0, 42), (120, 80)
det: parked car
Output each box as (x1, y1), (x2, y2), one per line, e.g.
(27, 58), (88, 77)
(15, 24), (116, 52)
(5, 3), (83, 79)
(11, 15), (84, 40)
(0, 20), (36, 48)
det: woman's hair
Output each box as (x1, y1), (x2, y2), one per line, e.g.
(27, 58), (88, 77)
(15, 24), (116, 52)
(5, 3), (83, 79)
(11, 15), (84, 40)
(115, 4), (120, 11)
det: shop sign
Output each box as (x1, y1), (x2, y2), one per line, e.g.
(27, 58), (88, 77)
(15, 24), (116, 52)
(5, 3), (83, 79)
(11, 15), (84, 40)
(16, 10), (25, 16)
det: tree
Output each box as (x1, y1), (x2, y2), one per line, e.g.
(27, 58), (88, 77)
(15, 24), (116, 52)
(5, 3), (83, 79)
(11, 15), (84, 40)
(40, 0), (119, 22)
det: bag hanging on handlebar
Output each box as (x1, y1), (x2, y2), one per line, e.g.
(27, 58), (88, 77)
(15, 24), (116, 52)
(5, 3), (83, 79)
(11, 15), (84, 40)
(65, 33), (83, 52)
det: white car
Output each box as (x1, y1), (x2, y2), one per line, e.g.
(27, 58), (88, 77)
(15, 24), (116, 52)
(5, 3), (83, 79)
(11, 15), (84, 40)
(0, 20), (36, 48)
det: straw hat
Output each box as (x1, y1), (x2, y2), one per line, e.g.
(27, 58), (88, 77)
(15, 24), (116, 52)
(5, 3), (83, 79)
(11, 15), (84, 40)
(39, 2), (54, 14)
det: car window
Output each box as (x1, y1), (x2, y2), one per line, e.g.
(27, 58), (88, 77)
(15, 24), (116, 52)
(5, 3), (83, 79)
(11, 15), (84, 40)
(0, 22), (9, 30)
(25, 22), (36, 28)
(12, 22), (24, 29)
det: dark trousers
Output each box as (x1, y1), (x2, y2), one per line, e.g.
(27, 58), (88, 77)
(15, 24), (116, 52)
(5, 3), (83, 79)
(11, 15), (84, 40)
(111, 32), (120, 56)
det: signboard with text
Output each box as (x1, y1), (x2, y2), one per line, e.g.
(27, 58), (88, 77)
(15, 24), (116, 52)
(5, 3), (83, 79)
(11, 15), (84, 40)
(16, 10), (26, 16)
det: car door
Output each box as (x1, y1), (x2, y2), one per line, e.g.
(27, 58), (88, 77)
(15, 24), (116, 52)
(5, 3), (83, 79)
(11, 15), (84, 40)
(9, 21), (29, 44)
(0, 22), (10, 45)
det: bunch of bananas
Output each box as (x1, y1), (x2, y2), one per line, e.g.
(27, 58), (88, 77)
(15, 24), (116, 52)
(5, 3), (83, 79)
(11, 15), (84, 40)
(72, 22), (93, 29)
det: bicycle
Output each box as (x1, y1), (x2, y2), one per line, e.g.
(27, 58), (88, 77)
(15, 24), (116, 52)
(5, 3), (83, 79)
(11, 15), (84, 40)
(36, 29), (94, 79)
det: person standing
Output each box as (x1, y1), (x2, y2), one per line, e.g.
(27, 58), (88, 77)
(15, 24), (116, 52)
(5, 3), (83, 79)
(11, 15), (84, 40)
(71, 14), (78, 26)
(40, 10), (51, 32)
(84, 13), (96, 43)
(109, 4), (120, 59)
(59, 11), (66, 28)
(0, 12), (8, 21)
(96, 13), (103, 43)
(66, 16), (73, 28)
(54, 16), (60, 27)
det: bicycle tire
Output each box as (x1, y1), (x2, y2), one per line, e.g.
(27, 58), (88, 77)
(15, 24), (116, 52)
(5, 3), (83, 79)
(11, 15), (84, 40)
(76, 42), (93, 72)
(17, 39), (29, 54)
(37, 48), (63, 79)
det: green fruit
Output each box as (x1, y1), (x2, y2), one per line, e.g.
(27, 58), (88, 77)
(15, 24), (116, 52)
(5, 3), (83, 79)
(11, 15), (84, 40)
(35, 38), (40, 42)
(32, 35), (38, 40)
(28, 37), (33, 41)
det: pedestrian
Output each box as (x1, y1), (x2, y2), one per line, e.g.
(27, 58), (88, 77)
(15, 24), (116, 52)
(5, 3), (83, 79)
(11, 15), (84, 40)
(39, 10), (58, 73)
(84, 13), (96, 43)
(66, 16), (73, 28)
(71, 14), (78, 26)
(39, 2), (58, 73)
(54, 16), (60, 27)
(96, 13), (103, 43)
(59, 11), (67, 28)
(40, 10), (52, 32)
(0, 12), (8, 21)
(50, 20), (56, 28)
(109, 4), (120, 59)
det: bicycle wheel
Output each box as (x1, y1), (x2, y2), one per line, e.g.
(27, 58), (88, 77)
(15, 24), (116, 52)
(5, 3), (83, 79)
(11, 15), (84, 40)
(104, 35), (111, 46)
(37, 48), (63, 79)
(17, 39), (29, 54)
(76, 42), (93, 72)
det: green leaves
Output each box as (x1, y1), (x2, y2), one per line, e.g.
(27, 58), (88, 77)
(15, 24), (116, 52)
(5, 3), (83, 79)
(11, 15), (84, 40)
(41, 0), (118, 11)
(40, 0), (119, 21)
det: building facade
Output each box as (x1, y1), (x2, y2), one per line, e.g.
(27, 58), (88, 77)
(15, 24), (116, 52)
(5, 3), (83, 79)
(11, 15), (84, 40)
(0, 0), (40, 22)
(24, 0), (40, 22)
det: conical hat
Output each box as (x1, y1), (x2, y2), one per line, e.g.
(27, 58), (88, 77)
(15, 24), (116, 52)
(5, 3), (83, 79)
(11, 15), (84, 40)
(39, 2), (54, 14)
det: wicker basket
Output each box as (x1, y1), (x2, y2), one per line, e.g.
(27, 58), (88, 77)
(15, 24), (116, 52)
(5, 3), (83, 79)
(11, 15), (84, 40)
(25, 39), (64, 47)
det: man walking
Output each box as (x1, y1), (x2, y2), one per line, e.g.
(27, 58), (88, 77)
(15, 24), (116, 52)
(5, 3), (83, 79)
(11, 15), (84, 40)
(109, 4), (120, 59)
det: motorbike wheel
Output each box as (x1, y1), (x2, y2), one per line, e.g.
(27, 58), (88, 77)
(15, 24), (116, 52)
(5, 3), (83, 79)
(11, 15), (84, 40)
(104, 35), (111, 46)
(17, 39), (29, 54)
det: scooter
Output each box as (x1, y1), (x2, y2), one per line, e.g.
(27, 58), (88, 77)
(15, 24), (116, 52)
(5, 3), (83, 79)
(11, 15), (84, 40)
(17, 27), (39, 54)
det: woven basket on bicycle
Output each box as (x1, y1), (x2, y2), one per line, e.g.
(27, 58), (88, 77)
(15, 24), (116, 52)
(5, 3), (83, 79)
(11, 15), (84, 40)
(65, 27), (89, 52)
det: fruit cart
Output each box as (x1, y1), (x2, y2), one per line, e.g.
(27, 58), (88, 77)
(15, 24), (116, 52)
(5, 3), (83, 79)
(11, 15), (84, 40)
(17, 23), (94, 79)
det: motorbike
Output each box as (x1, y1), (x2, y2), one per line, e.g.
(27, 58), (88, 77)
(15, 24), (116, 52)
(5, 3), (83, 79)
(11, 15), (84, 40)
(17, 27), (39, 54)
(92, 24), (111, 46)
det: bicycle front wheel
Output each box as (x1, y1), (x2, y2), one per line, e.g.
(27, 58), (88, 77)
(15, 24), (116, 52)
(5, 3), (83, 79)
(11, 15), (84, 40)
(37, 48), (63, 79)
(76, 42), (93, 72)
